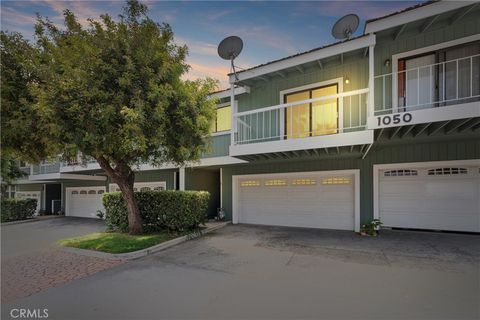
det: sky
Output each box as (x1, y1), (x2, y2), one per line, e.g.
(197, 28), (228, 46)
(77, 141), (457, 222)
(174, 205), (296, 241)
(1, 0), (423, 89)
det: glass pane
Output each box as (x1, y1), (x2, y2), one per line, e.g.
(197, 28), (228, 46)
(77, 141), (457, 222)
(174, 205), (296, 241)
(312, 85), (337, 136)
(286, 91), (310, 139)
(216, 106), (231, 132)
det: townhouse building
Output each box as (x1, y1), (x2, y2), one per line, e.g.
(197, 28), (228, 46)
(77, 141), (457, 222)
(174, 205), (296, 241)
(12, 1), (480, 232)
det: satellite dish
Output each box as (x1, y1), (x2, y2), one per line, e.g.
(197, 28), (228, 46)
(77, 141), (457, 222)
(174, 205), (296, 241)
(218, 36), (243, 81)
(332, 14), (359, 40)
(218, 36), (243, 60)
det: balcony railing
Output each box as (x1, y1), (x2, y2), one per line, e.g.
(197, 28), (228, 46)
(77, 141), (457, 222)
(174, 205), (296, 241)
(32, 162), (61, 175)
(233, 89), (369, 145)
(374, 53), (480, 116)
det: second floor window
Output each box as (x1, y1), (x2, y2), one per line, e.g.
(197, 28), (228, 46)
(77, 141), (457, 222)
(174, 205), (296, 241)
(211, 105), (231, 133)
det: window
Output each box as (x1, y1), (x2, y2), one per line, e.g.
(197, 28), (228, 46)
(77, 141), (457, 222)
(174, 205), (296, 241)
(240, 180), (260, 187)
(153, 186), (165, 191)
(428, 168), (467, 175)
(321, 177), (351, 185)
(291, 179), (316, 185)
(88, 190), (96, 194)
(265, 179), (287, 186)
(72, 191), (78, 195)
(211, 105), (231, 133)
(6, 185), (16, 198)
(98, 190), (104, 194)
(140, 187), (151, 191)
(285, 84), (338, 139)
(79, 190), (87, 194)
(384, 169), (418, 177)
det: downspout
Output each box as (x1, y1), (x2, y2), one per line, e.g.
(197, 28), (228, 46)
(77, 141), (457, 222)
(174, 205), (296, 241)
(363, 39), (376, 160)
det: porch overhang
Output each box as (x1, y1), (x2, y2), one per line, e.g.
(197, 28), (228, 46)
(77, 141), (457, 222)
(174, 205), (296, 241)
(28, 173), (107, 181)
(229, 130), (373, 160)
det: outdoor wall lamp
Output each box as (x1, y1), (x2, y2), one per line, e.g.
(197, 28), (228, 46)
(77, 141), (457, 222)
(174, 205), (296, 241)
(384, 59), (391, 67)
(344, 76), (350, 84)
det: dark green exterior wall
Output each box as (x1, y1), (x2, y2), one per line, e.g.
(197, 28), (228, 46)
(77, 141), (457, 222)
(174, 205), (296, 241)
(220, 135), (480, 224)
(185, 168), (220, 218)
(134, 170), (177, 190)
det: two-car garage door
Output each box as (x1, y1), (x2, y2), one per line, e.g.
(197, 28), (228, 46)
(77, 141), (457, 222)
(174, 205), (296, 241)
(235, 171), (358, 231)
(378, 163), (480, 232)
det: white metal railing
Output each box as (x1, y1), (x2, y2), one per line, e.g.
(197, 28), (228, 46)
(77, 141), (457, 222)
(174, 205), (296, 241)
(32, 162), (61, 174)
(60, 155), (97, 167)
(233, 88), (369, 145)
(374, 53), (480, 115)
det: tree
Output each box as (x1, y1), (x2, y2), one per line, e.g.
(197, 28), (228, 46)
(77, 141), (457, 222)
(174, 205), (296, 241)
(27, 0), (217, 233)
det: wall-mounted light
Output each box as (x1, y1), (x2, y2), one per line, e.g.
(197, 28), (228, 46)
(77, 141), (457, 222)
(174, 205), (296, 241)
(344, 76), (350, 84)
(384, 59), (391, 67)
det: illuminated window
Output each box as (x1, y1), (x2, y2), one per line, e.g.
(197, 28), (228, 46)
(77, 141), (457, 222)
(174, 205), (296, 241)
(285, 84), (338, 139)
(428, 168), (467, 175)
(240, 180), (260, 187)
(265, 179), (287, 186)
(384, 169), (418, 177)
(321, 177), (351, 185)
(211, 105), (231, 133)
(292, 179), (316, 185)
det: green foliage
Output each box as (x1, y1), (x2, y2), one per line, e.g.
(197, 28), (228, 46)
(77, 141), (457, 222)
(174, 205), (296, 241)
(360, 219), (383, 236)
(1, 198), (37, 222)
(58, 231), (183, 254)
(102, 190), (209, 233)
(1, 156), (27, 189)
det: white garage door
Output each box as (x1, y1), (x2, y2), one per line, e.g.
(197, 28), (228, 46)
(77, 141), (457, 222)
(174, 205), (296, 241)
(379, 165), (480, 232)
(235, 171), (357, 230)
(109, 181), (166, 192)
(66, 186), (106, 218)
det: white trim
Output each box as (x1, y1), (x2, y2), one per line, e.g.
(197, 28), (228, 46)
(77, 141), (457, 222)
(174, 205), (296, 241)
(220, 168), (223, 209)
(365, 1), (475, 34)
(230, 130), (373, 157)
(187, 156), (247, 168)
(367, 101), (480, 129)
(232, 169), (361, 232)
(173, 171), (177, 190)
(279, 78), (344, 137)
(372, 159), (480, 220)
(29, 173), (107, 181)
(391, 34), (480, 111)
(210, 86), (248, 99)
(65, 186), (106, 217)
(42, 184), (46, 211)
(230, 34), (376, 83)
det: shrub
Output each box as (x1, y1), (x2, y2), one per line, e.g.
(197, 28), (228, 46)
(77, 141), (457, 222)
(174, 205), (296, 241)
(1, 198), (37, 222)
(103, 190), (210, 233)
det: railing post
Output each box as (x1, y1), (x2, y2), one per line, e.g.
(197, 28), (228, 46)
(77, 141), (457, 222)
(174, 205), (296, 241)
(368, 43), (375, 118)
(230, 82), (235, 146)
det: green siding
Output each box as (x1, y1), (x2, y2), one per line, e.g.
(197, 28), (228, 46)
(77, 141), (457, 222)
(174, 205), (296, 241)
(185, 168), (221, 218)
(202, 134), (230, 158)
(221, 136), (480, 224)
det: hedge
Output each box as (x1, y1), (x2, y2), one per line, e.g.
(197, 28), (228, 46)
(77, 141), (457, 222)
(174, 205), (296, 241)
(102, 190), (210, 233)
(1, 198), (37, 222)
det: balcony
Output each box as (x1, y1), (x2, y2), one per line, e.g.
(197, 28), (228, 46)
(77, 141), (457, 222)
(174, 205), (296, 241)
(230, 89), (374, 159)
(369, 53), (480, 130)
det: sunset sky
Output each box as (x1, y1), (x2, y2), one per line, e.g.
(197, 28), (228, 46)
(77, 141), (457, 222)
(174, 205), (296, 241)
(1, 1), (423, 89)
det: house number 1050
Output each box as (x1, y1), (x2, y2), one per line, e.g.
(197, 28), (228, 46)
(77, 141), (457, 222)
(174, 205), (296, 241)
(377, 113), (412, 126)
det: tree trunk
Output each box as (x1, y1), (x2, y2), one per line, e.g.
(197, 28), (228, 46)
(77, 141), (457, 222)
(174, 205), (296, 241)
(96, 157), (143, 235)
(115, 173), (143, 235)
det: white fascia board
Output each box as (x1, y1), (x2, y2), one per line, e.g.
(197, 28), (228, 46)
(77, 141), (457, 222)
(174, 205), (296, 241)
(209, 86), (248, 99)
(365, 1), (475, 34)
(14, 179), (52, 184)
(229, 34), (376, 83)
(138, 156), (247, 171)
(367, 102), (480, 129)
(28, 173), (107, 181)
(229, 130), (373, 157)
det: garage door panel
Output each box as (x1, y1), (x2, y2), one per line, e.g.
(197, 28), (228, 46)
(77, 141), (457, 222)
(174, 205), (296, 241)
(237, 172), (356, 230)
(67, 187), (105, 218)
(379, 165), (479, 232)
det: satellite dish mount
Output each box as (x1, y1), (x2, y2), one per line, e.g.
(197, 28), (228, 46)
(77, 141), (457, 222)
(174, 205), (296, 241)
(332, 14), (360, 40)
(218, 36), (243, 81)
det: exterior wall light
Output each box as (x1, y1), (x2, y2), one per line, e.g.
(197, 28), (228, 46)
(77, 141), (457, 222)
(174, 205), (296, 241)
(344, 77), (350, 84)
(384, 59), (391, 67)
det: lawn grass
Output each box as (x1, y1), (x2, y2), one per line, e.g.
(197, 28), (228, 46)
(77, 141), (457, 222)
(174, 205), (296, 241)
(58, 231), (187, 254)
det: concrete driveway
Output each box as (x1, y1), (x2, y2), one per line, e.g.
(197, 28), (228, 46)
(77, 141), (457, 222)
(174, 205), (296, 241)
(2, 224), (479, 320)
(1, 217), (124, 303)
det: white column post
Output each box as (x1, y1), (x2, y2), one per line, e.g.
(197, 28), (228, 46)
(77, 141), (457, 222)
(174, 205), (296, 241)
(179, 167), (185, 191)
(230, 81), (236, 146)
(368, 42), (375, 118)
(219, 168), (223, 208)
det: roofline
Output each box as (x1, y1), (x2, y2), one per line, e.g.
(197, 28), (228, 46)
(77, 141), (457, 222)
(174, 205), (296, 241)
(229, 34), (375, 84)
(209, 86), (248, 99)
(364, 1), (475, 34)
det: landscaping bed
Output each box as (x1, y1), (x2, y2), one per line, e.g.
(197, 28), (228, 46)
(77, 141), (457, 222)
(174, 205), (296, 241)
(57, 231), (190, 254)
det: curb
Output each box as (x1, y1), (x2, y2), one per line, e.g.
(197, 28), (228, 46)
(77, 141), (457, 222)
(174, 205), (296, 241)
(1, 215), (64, 226)
(61, 221), (230, 260)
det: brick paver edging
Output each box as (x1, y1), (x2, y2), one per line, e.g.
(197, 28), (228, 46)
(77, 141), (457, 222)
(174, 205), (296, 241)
(1, 215), (64, 226)
(61, 222), (230, 260)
